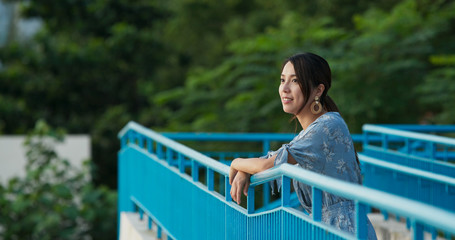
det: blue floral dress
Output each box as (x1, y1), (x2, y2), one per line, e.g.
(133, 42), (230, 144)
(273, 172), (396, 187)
(264, 112), (377, 239)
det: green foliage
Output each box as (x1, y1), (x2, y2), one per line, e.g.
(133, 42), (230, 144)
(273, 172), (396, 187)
(418, 54), (455, 123)
(1, 0), (455, 190)
(156, 0), (455, 134)
(156, 11), (349, 133)
(0, 0), (169, 186)
(0, 120), (117, 240)
(331, 0), (455, 130)
(5, 0), (454, 237)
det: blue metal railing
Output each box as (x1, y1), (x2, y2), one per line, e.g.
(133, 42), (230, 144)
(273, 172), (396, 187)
(118, 122), (455, 240)
(375, 124), (455, 133)
(363, 124), (455, 161)
(162, 132), (367, 157)
(363, 145), (455, 178)
(165, 128), (455, 213)
(161, 132), (370, 212)
(359, 154), (455, 212)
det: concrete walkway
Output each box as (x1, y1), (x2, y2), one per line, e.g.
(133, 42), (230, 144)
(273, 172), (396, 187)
(119, 212), (169, 240)
(369, 213), (446, 240)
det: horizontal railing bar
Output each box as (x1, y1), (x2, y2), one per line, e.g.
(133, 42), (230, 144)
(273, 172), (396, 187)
(161, 132), (297, 141)
(376, 124), (455, 133)
(363, 124), (455, 146)
(359, 154), (455, 186)
(118, 121), (230, 175)
(202, 151), (262, 157)
(250, 164), (455, 234)
(162, 132), (368, 143)
(364, 145), (455, 167)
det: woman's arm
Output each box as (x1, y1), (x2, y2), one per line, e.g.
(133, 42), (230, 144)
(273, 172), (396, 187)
(228, 153), (297, 204)
(228, 156), (273, 189)
(231, 155), (276, 175)
(230, 152), (297, 176)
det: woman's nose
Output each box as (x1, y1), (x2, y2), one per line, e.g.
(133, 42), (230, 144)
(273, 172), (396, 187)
(282, 83), (290, 92)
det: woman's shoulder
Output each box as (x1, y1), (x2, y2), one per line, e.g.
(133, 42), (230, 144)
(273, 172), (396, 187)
(292, 112), (347, 143)
(313, 112), (345, 129)
(318, 111), (342, 123)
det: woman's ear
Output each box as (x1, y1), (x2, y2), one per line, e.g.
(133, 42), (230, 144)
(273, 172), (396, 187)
(317, 84), (325, 97)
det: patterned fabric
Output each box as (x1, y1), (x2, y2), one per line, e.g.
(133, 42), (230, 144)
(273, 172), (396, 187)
(265, 112), (377, 239)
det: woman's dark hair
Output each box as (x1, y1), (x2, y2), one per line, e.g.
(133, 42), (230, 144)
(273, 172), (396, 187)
(283, 52), (360, 165)
(283, 52), (339, 114)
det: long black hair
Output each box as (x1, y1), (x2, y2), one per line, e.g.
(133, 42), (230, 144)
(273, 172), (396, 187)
(282, 52), (360, 165)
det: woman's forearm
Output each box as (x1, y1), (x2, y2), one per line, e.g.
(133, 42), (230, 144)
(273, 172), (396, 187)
(231, 155), (276, 175)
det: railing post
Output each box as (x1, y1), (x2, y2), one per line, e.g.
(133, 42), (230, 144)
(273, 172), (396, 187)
(192, 159), (199, 182)
(207, 168), (214, 191)
(428, 142), (435, 159)
(443, 146), (449, 161)
(121, 135), (127, 148)
(148, 216), (153, 230)
(382, 211), (389, 220)
(156, 143), (164, 159)
(139, 208), (144, 220)
(382, 134), (388, 150)
(178, 153), (185, 173)
(405, 138), (411, 154)
(127, 130), (134, 145)
(138, 135), (144, 148)
(356, 201), (367, 240)
(412, 220), (423, 240)
(312, 186), (322, 221)
(247, 186), (255, 214)
(146, 138), (153, 153)
(262, 140), (270, 156)
(225, 176), (232, 202)
(166, 148), (173, 165)
(157, 226), (162, 239)
(263, 182), (270, 209)
(430, 227), (437, 240)
(281, 176), (290, 206)
(363, 131), (368, 148)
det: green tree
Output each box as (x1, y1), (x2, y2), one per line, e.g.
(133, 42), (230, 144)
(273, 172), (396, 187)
(155, 12), (348, 133)
(331, 0), (455, 130)
(418, 54), (455, 123)
(1, 0), (455, 190)
(0, 0), (169, 187)
(157, 0), (455, 134)
(0, 120), (117, 240)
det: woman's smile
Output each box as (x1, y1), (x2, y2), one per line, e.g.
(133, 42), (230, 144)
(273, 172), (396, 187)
(282, 97), (293, 104)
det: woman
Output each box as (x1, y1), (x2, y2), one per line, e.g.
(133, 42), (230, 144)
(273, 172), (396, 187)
(229, 52), (377, 239)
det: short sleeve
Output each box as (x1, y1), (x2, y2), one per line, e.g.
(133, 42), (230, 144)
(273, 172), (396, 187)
(274, 125), (324, 172)
(271, 125), (326, 193)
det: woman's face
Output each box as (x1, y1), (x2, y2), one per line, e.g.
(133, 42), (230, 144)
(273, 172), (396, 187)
(279, 62), (305, 115)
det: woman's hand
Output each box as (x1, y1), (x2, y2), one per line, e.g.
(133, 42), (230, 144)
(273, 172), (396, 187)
(230, 171), (250, 205)
(229, 158), (241, 185)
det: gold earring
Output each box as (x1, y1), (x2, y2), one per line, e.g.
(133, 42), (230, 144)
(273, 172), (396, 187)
(310, 96), (322, 114)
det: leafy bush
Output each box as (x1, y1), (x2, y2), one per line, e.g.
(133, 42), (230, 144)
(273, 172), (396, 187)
(0, 120), (117, 240)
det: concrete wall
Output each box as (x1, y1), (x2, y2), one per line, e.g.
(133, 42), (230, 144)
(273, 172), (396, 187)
(0, 135), (90, 184)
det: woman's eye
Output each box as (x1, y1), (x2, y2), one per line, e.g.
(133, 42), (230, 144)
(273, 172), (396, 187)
(280, 78), (285, 83)
(292, 79), (298, 83)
